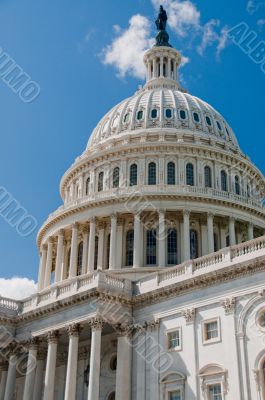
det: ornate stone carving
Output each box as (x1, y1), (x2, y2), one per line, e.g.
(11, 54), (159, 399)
(67, 323), (81, 337)
(182, 308), (195, 324)
(113, 323), (134, 337)
(89, 317), (104, 331)
(221, 297), (236, 315)
(47, 330), (59, 344)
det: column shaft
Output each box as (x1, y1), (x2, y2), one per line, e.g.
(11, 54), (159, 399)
(23, 346), (38, 400)
(4, 354), (17, 400)
(229, 217), (236, 246)
(109, 215), (117, 270)
(64, 325), (80, 400)
(82, 230), (89, 274)
(43, 333), (58, 400)
(115, 335), (132, 400)
(87, 323), (102, 400)
(159, 57), (163, 77)
(87, 219), (96, 273)
(69, 224), (78, 278)
(0, 370), (7, 400)
(183, 211), (190, 261)
(158, 211), (166, 267)
(38, 245), (47, 291)
(207, 213), (214, 254)
(55, 231), (64, 282)
(133, 215), (141, 268)
(33, 359), (45, 400)
(248, 222), (254, 240)
(44, 239), (53, 287)
(167, 57), (171, 78)
(97, 228), (105, 270)
(152, 59), (156, 78)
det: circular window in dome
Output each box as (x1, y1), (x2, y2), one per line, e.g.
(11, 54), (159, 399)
(123, 113), (130, 124)
(216, 121), (222, 131)
(108, 392), (115, 400)
(205, 116), (212, 126)
(193, 112), (200, 123)
(136, 110), (144, 120)
(179, 109), (187, 120)
(110, 355), (117, 371)
(151, 109), (158, 119)
(165, 108), (173, 119)
(257, 309), (265, 329)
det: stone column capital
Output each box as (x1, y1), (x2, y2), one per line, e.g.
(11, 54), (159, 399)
(111, 213), (117, 221)
(41, 243), (47, 252)
(89, 318), (104, 331)
(113, 323), (134, 337)
(67, 323), (81, 337)
(58, 229), (64, 237)
(27, 337), (39, 351)
(47, 331), (59, 344)
(90, 216), (96, 224)
(72, 222), (79, 230)
(183, 209), (190, 218)
(182, 308), (195, 325)
(221, 297), (236, 315)
(48, 237), (54, 244)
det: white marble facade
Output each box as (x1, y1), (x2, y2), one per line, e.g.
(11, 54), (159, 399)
(1, 19), (265, 400)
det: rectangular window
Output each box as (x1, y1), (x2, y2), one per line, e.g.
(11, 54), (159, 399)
(167, 329), (181, 351)
(169, 391), (182, 400)
(209, 384), (222, 400)
(205, 321), (218, 340)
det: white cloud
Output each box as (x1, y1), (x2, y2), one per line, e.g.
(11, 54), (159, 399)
(151, 0), (200, 37)
(247, 0), (265, 14)
(197, 20), (229, 59)
(0, 277), (37, 300)
(102, 14), (155, 79)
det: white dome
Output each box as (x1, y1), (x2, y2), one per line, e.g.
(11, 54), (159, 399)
(87, 86), (238, 149)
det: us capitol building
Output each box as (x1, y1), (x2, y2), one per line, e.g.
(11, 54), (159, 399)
(1, 7), (265, 400)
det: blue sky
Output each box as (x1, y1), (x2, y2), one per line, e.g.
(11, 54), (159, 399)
(0, 0), (264, 296)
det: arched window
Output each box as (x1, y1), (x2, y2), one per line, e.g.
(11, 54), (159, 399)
(113, 167), (120, 188)
(167, 162), (176, 185)
(148, 162), (156, 185)
(190, 230), (199, 259)
(126, 230), (134, 266)
(180, 109), (186, 120)
(206, 116), (212, 126)
(165, 108), (172, 118)
(137, 110), (143, 120)
(151, 109), (158, 119)
(123, 113), (130, 124)
(77, 242), (83, 276)
(186, 163), (194, 186)
(146, 229), (157, 265)
(204, 166), (212, 188)
(98, 171), (104, 192)
(235, 175), (240, 195)
(94, 236), (98, 270)
(130, 164), (138, 186)
(108, 393), (115, 400)
(85, 177), (90, 195)
(193, 112), (200, 122)
(106, 234), (111, 269)
(167, 229), (177, 265)
(221, 170), (228, 192)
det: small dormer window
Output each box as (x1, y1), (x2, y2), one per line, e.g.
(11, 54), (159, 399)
(123, 113), (130, 124)
(193, 112), (200, 122)
(216, 121), (222, 130)
(137, 110), (144, 120)
(180, 110), (186, 120)
(165, 108), (172, 118)
(151, 109), (158, 119)
(206, 116), (212, 126)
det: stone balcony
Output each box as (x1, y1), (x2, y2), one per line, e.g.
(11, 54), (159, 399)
(1, 236), (265, 319)
(47, 185), (264, 223)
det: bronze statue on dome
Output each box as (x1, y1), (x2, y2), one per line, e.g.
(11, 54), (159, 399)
(155, 5), (172, 47)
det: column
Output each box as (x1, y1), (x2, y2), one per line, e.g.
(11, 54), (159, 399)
(43, 331), (59, 400)
(183, 210), (190, 261)
(55, 230), (64, 282)
(23, 339), (38, 400)
(87, 218), (96, 273)
(4, 353), (18, 400)
(207, 213), (214, 254)
(82, 227), (89, 274)
(248, 222), (254, 240)
(115, 331), (132, 400)
(69, 223), (78, 278)
(133, 214), (142, 268)
(148, 62), (151, 81)
(97, 224), (105, 270)
(158, 211), (166, 267)
(44, 238), (53, 288)
(159, 56), (163, 77)
(0, 364), (8, 400)
(220, 225), (227, 249)
(173, 60), (177, 80)
(152, 58), (156, 78)
(116, 221), (123, 269)
(167, 57), (171, 79)
(33, 353), (46, 400)
(109, 214), (117, 270)
(64, 324), (80, 400)
(37, 244), (47, 291)
(229, 217), (236, 246)
(87, 319), (103, 400)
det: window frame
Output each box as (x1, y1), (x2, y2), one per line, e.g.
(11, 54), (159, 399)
(129, 163), (138, 186)
(166, 327), (182, 352)
(148, 162), (157, 185)
(202, 317), (221, 345)
(220, 170), (228, 192)
(167, 161), (176, 185)
(204, 166), (212, 188)
(165, 108), (173, 119)
(112, 166), (120, 189)
(186, 163), (195, 186)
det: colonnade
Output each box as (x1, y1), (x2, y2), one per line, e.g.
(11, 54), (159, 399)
(0, 319), (131, 400)
(38, 211), (257, 291)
